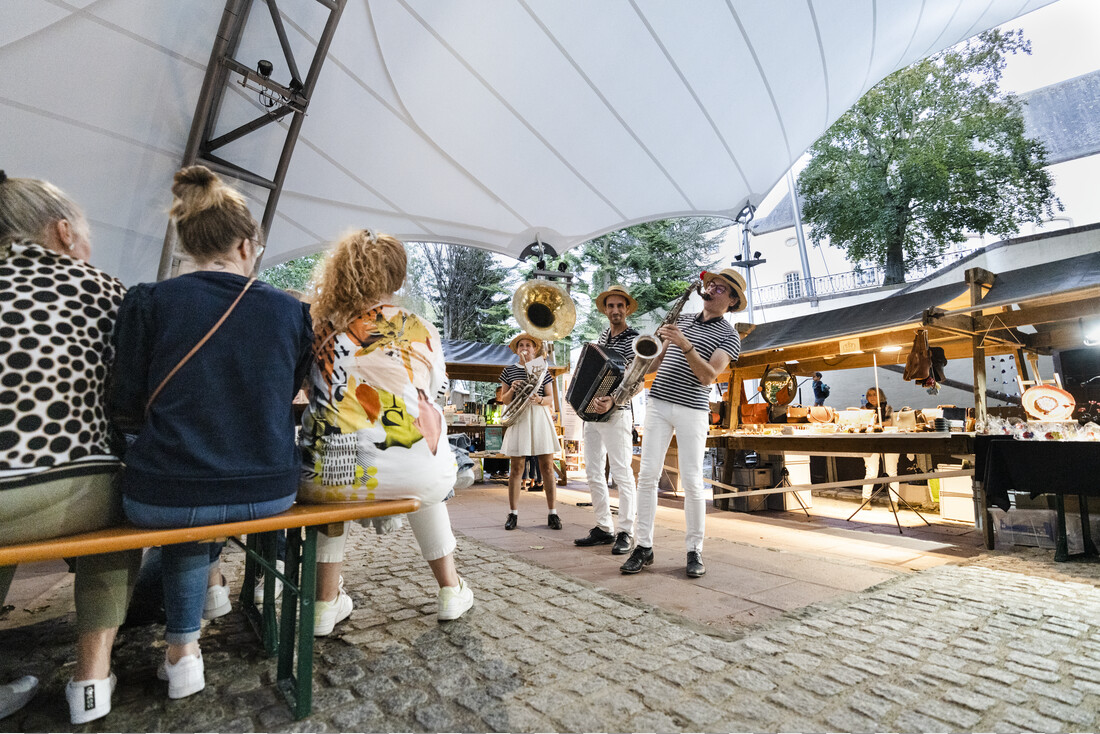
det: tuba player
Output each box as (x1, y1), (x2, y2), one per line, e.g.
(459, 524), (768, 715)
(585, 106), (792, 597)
(499, 333), (560, 530)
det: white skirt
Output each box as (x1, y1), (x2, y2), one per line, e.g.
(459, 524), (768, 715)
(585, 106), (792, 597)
(501, 404), (558, 457)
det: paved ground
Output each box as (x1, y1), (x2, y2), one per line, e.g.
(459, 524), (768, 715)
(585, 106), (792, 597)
(3, 480), (1100, 732)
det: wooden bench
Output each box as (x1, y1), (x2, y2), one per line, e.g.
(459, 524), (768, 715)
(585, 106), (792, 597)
(0, 499), (420, 720)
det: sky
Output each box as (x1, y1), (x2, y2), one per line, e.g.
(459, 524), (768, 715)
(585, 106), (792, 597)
(999, 0), (1100, 94)
(735, 0), (1100, 260)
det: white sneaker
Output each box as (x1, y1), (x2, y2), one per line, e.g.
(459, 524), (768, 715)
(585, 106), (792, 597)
(437, 578), (474, 621)
(1, 675), (39, 720)
(158, 653), (205, 699)
(65, 673), (115, 724)
(203, 578), (231, 620)
(314, 589), (353, 636)
(254, 560), (285, 604)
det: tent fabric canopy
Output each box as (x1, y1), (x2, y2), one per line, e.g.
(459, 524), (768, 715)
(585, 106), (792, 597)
(3, 1), (1051, 285)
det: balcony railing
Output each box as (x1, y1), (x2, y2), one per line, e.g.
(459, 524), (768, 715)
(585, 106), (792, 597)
(753, 250), (973, 307)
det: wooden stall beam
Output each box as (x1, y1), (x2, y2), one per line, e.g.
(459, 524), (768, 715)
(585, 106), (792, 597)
(968, 267), (995, 422)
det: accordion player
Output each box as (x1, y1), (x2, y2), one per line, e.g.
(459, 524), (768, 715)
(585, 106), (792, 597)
(566, 342), (626, 422)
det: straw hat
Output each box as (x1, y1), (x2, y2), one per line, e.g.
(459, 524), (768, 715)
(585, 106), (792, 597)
(508, 332), (543, 354)
(594, 284), (638, 316)
(702, 268), (748, 312)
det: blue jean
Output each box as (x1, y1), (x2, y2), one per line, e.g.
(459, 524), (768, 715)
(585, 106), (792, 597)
(123, 493), (296, 644)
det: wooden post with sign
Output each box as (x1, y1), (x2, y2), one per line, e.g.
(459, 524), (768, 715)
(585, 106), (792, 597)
(967, 267), (996, 422)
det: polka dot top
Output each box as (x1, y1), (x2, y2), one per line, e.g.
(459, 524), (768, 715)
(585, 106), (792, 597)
(0, 242), (125, 475)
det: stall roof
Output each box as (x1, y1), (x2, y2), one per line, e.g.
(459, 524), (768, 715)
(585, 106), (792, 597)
(740, 282), (969, 355)
(442, 339), (565, 383)
(977, 249), (1100, 312)
(736, 249), (1100, 374)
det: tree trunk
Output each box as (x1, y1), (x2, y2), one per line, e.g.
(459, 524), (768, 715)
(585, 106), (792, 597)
(883, 243), (906, 285)
(883, 212), (907, 285)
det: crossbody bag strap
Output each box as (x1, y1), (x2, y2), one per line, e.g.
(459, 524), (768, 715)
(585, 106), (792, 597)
(145, 277), (256, 416)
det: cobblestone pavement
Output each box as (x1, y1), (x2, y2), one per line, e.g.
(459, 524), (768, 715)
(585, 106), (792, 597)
(2, 526), (1100, 733)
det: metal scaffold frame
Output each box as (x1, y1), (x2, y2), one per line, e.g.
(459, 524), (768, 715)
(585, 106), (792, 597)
(157, 0), (346, 281)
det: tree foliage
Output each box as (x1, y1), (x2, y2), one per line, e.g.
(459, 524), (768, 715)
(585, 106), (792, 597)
(258, 253), (323, 293)
(416, 243), (513, 344)
(798, 29), (1061, 284)
(563, 218), (723, 345)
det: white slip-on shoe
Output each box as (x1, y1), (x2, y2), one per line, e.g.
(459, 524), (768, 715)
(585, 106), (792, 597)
(314, 589), (353, 636)
(159, 653), (205, 699)
(1, 675), (39, 720)
(65, 673), (115, 724)
(437, 578), (474, 621)
(254, 560), (285, 604)
(203, 579), (231, 620)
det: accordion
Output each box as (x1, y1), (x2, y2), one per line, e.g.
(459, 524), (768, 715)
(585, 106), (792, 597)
(566, 342), (626, 422)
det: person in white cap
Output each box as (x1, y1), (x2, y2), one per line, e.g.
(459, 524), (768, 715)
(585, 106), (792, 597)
(574, 285), (640, 556)
(621, 268), (745, 579)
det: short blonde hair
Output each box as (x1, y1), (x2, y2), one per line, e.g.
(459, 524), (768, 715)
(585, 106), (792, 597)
(0, 171), (85, 249)
(310, 229), (407, 333)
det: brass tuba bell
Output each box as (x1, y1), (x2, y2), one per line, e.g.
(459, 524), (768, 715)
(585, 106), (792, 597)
(512, 278), (576, 341)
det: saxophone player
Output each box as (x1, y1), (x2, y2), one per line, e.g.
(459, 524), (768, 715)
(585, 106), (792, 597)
(574, 285), (640, 555)
(621, 269), (745, 579)
(500, 333), (560, 531)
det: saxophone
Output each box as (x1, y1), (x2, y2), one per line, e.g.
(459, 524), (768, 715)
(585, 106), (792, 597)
(610, 280), (702, 406)
(500, 352), (549, 427)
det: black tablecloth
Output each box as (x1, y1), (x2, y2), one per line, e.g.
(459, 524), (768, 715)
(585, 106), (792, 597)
(976, 435), (1100, 511)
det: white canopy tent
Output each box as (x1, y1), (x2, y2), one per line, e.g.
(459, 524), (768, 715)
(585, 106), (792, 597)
(3, 0), (1052, 285)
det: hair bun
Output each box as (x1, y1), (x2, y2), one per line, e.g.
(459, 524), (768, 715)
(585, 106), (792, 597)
(172, 165), (217, 196)
(170, 165), (239, 222)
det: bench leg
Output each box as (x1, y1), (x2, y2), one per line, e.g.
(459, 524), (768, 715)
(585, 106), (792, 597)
(277, 525), (316, 720)
(235, 532), (280, 656)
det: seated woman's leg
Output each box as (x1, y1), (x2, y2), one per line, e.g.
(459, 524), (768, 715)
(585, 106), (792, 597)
(406, 502), (472, 620)
(313, 522), (353, 636)
(73, 550), (142, 680)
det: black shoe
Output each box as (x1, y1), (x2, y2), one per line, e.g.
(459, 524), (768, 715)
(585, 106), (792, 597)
(548, 513), (562, 530)
(505, 513), (518, 530)
(611, 532), (632, 555)
(574, 526), (614, 546)
(529, 481), (544, 492)
(686, 551), (706, 578)
(619, 546), (653, 574)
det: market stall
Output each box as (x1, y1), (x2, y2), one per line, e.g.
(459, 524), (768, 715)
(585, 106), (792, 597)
(441, 338), (570, 483)
(710, 246), (1100, 543)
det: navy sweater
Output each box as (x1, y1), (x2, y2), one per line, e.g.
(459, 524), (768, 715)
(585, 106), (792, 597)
(110, 271), (312, 507)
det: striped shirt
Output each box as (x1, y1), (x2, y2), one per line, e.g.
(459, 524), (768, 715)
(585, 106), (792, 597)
(597, 325), (638, 410)
(597, 326), (638, 364)
(649, 312), (740, 410)
(500, 363), (553, 397)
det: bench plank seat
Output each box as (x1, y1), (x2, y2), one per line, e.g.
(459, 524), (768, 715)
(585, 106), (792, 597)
(0, 498), (420, 719)
(0, 500), (420, 565)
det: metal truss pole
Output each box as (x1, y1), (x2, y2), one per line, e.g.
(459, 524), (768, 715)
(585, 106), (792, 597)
(157, 0), (347, 281)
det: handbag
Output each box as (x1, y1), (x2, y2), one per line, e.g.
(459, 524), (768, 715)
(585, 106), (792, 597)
(807, 405), (835, 423)
(786, 405), (809, 423)
(894, 408), (918, 431)
(903, 329), (931, 381)
(145, 278), (256, 415)
(740, 402), (770, 424)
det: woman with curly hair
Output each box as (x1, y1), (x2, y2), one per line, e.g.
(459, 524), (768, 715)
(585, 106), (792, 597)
(297, 229), (473, 635)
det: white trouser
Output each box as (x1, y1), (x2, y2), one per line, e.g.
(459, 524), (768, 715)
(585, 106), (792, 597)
(862, 453), (900, 500)
(315, 501), (456, 563)
(582, 408), (637, 536)
(634, 398), (709, 553)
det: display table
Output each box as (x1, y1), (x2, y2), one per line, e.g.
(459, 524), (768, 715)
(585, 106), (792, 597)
(711, 430), (975, 456)
(975, 435), (1098, 561)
